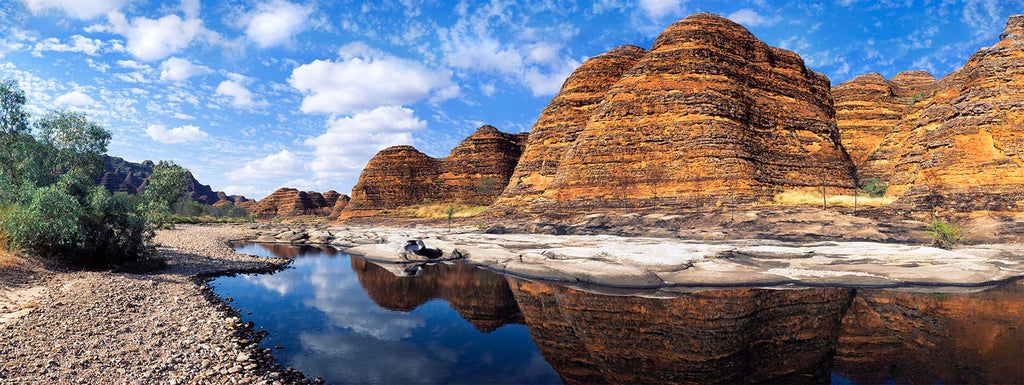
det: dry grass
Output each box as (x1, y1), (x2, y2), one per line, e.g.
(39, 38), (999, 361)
(0, 233), (21, 268)
(389, 202), (489, 219)
(773, 190), (898, 208)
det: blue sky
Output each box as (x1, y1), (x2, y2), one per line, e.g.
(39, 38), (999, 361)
(0, 0), (1020, 199)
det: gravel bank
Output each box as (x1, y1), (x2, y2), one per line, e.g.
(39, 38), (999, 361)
(0, 224), (315, 384)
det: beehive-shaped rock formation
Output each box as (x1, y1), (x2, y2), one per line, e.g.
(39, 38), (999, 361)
(863, 15), (1024, 213)
(499, 13), (856, 215)
(341, 125), (526, 218)
(832, 71), (937, 171)
(252, 187), (339, 219)
(495, 45), (648, 208)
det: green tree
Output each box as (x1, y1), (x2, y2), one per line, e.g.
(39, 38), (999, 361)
(0, 79), (36, 198)
(141, 161), (188, 227)
(35, 110), (111, 179)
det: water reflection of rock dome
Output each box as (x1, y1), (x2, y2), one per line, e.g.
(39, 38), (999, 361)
(350, 258), (523, 332)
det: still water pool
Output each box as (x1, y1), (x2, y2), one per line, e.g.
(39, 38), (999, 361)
(211, 242), (1024, 385)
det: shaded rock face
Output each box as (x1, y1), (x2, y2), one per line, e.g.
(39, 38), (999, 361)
(494, 45), (648, 208)
(97, 155), (252, 207)
(251, 188), (342, 219)
(832, 72), (937, 170)
(500, 13), (855, 215)
(328, 195), (351, 218)
(342, 126), (527, 218)
(350, 258), (523, 332)
(862, 15), (1024, 213)
(509, 280), (853, 385)
(835, 281), (1024, 384)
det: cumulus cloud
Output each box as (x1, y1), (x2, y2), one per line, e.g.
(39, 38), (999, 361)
(639, 0), (685, 20)
(727, 9), (775, 27)
(215, 78), (263, 108)
(305, 106), (425, 180)
(288, 42), (457, 114)
(54, 90), (96, 107)
(241, 0), (314, 48)
(228, 150), (306, 181)
(145, 124), (208, 144)
(90, 11), (206, 61)
(31, 35), (104, 56)
(19, 0), (128, 19)
(158, 57), (212, 81)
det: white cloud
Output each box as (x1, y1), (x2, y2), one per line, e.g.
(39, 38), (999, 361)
(221, 185), (271, 200)
(145, 124), (209, 144)
(93, 11), (206, 61)
(54, 90), (96, 107)
(445, 37), (524, 73)
(288, 42), (457, 114)
(19, 0), (128, 19)
(639, 0), (685, 20)
(521, 57), (582, 96)
(228, 149), (307, 181)
(31, 35), (103, 56)
(241, 0), (314, 48)
(727, 9), (774, 27)
(215, 79), (263, 108)
(305, 106), (425, 179)
(158, 57), (212, 81)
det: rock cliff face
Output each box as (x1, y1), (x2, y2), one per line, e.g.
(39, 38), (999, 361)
(498, 13), (856, 215)
(341, 126), (527, 218)
(350, 259), (523, 332)
(835, 281), (1024, 384)
(832, 72), (937, 170)
(509, 280), (853, 384)
(97, 155), (253, 207)
(859, 15), (1024, 214)
(494, 45), (648, 208)
(251, 188), (343, 219)
(328, 194), (351, 218)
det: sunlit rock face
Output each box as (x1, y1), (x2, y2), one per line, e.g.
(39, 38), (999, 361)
(341, 125), (527, 218)
(350, 259), (523, 332)
(835, 280), (1024, 385)
(251, 187), (339, 219)
(508, 280), (854, 385)
(861, 15), (1024, 214)
(498, 13), (855, 216)
(493, 45), (648, 210)
(832, 71), (937, 171)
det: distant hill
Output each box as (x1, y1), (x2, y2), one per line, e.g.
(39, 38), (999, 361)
(97, 155), (255, 207)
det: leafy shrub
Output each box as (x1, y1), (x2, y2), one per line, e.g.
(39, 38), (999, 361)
(859, 178), (888, 197)
(926, 221), (967, 249)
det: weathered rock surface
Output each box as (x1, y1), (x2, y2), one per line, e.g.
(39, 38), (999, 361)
(499, 13), (855, 216)
(342, 125), (526, 218)
(494, 45), (648, 209)
(510, 280), (852, 385)
(328, 194), (351, 218)
(251, 187), (341, 219)
(832, 72), (936, 170)
(862, 15), (1024, 214)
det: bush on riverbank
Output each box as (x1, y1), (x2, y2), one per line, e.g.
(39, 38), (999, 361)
(0, 79), (187, 266)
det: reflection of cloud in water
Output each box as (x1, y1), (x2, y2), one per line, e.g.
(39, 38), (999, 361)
(304, 257), (425, 341)
(241, 255), (329, 296)
(295, 332), (450, 384)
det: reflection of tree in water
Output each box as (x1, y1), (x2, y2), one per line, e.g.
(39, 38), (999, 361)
(349, 258), (523, 332)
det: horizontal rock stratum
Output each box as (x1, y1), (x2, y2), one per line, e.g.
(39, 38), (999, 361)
(341, 125), (527, 218)
(251, 187), (347, 219)
(496, 13), (857, 216)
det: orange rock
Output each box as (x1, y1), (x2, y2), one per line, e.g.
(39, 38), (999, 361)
(251, 187), (339, 219)
(341, 125), (526, 218)
(505, 13), (855, 215)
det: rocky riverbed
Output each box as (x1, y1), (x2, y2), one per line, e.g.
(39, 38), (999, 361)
(249, 223), (1024, 293)
(0, 225), (315, 384)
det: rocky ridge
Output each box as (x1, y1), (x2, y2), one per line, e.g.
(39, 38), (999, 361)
(496, 13), (856, 216)
(341, 125), (527, 218)
(251, 188), (347, 219)
(98, 155), (255, 207)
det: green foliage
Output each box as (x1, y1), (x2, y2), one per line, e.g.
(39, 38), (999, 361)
(0, 79), (154, 266)
(925, 221), (967, 249)
(446, 205), (455, 231)
(140, 161), (188, 227)
(171, 199), (253, 223)
(908, 91), (929, 106)
(859, 178), (888, 197)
